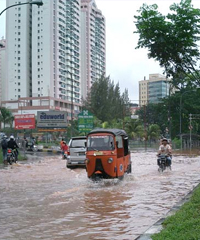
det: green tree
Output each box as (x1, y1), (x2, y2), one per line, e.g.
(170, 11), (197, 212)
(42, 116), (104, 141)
(83, 76), (131, 123)
(134, 0), (200, 88)
(124, 119), (144, 140)
(147, 124), (161, 141)
(0, 107), (13, 129)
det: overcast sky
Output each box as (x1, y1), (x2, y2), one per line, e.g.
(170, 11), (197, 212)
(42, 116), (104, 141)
(0, 0), (199, 101)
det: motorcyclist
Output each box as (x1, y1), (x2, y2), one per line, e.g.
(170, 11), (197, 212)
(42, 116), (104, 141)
(157, 138), (172, 166)
(61, 141), (68, 158)
(7, 136), (19, 161)
(1, 135), (8, 164)
(30, 137), (36, 150)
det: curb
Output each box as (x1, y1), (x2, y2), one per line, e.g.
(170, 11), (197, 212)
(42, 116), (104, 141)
(135, 183), (200, 240)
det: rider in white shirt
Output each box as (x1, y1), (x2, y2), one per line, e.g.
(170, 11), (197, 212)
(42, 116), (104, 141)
(157, 138), (172, 166)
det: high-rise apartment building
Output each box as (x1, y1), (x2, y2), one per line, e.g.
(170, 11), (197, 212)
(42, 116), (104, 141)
(80, 0), (106, 99)
(3, 0), (105, 119)
(139, 73), (170, 106)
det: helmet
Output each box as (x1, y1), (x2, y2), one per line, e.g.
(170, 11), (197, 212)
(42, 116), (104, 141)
(162, 138), (168, 143)
(3, 135), (7, 139)
(10, 135), (14, 140)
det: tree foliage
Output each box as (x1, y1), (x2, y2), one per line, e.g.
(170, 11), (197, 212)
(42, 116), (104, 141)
(82, 76), (131, 123)
(134, 0), (200, 89)
(0, 107), (13, 129)
(136, 88), (200, 139)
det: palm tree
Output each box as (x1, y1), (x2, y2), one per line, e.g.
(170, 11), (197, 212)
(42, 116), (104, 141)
(147, 124), (161, 142)
(125, 119), (144, 140)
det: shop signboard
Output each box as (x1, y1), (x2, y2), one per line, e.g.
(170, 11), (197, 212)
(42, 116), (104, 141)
(14, 114), (35, 130)
(37, 111), (67, 128)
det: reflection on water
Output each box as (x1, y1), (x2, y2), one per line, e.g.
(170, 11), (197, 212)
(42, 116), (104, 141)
(0, 152), (200, 239)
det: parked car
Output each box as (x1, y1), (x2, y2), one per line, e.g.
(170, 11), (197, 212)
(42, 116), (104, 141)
(66, 136), (87, 168)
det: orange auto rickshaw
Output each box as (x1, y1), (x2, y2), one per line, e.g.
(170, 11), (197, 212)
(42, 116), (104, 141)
(85, 128), (131, 180)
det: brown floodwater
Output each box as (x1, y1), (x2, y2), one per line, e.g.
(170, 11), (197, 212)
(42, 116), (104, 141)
(0, 151), (200, 240)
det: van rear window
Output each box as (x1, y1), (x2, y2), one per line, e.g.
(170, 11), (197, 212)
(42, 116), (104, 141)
(71, 139), (86, 148)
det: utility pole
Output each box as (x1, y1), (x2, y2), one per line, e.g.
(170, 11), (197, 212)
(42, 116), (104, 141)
(144, 104), (147, 151)
(189, 113), (192, 154)
(70, 72), (73, 138)
(63, 70), (73, 138)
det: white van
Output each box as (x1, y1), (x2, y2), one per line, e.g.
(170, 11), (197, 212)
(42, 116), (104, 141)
(66, 136), (86, 168)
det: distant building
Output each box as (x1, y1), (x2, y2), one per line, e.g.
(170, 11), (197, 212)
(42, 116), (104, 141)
(129, 103), (139, 115)
(139, 73), (171, 106)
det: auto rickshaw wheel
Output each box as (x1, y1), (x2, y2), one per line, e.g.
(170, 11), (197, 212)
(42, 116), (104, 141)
(127, 163), (132, 174)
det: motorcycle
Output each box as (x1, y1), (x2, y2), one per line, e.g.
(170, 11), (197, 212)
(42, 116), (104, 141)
(63, 150), (68, 159)
(7, 148), (17, 165)
(27, 144), (38, 152)
(157, 154), (171, 172)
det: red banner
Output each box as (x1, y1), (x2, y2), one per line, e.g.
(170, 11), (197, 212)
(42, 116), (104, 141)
(14, 114), (35, 130)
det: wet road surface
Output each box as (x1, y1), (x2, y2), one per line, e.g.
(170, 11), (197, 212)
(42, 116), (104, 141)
(0, 151), (200, 239)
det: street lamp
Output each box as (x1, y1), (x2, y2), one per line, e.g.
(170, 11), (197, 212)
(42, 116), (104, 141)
(0, 0), (43, 16)
(179, 89), (196, 150)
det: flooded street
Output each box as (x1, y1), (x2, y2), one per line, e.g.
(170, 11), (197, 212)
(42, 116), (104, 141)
(1, 151), (200, 240)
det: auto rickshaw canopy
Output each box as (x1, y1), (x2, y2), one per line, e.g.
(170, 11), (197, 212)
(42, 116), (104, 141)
(88, 128), (128, 138)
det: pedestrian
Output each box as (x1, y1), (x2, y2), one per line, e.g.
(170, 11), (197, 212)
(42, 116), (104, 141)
(22, 137), (28, 149)
(1, 135), (8, 164)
